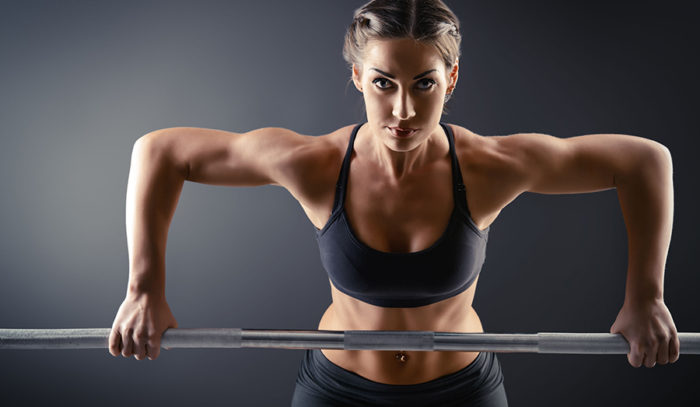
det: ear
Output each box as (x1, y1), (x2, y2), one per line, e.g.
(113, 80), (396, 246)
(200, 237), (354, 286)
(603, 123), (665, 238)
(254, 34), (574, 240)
(447, 58), (459, 94)
(352, 63), (363, 92)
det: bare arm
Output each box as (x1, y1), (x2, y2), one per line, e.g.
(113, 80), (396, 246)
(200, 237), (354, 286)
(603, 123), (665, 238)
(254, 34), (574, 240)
(109, 126), (315, 360)
(495, 132), (677, 367)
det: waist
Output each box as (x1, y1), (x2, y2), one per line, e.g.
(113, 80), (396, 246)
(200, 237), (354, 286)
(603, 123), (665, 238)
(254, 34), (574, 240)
(317, 297), (484, 385)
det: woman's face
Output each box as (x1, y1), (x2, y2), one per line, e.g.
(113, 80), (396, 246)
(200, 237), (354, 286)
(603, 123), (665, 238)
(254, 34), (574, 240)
(352, 37), (458, 152)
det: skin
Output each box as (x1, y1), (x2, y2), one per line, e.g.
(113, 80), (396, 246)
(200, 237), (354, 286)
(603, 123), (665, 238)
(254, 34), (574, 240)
(109, 37), (679, 381)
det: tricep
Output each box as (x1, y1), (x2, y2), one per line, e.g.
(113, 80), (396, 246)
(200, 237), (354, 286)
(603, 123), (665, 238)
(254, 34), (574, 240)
(138, 126), (311, 187)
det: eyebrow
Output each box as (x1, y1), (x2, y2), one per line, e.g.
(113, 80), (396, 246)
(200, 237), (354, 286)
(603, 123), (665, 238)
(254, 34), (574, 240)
(370, 68), (437, 80)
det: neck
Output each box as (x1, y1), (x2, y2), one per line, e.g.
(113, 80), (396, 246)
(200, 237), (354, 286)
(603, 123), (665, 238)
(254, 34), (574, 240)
(365, 124), (445, 182)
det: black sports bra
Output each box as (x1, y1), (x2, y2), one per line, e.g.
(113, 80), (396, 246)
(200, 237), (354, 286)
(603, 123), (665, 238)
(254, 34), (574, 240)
(315, 122), (489, 307)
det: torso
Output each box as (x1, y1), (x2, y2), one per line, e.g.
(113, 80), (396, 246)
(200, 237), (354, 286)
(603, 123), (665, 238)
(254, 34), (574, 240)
(290, 122), (515, 385)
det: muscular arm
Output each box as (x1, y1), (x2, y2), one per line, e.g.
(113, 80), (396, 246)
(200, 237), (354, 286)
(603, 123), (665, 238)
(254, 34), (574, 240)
(112, 126), (323, 360)
(126, 126), (324, 290)
(614, 144), (673, 303)
(495, 132), (677, 367)
(125, 133), (186, 296)
(500, 132), (673, 301)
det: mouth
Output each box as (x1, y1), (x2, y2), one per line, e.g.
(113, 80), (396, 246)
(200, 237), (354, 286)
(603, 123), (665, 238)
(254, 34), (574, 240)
(387, 126), (417, 138)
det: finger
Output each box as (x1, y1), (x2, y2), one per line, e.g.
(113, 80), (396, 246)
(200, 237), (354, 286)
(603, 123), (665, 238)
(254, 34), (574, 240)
(108, 328), (122, 357)
(121, 328), (134, 357)
(133, 332), (147, 361)
(670, 334), (680, 363)
(643, 340), (659, 368)
(628, 342), (644, 368)
(147, 332), (161, 360)
(657, 334), (670, 365)
(644, 352), (657, 368)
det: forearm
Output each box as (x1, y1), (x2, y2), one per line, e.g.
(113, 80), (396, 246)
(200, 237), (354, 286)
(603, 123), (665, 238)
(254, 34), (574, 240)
(615, 143), (673, 302)
(126, 131), (188, 297)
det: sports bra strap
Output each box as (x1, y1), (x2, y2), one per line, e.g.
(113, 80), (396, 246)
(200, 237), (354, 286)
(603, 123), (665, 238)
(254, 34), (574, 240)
(443, 123), (471, 216)
(330, 122), (361, 213)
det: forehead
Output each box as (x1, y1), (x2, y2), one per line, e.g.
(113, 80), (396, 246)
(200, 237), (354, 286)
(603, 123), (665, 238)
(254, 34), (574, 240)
(362, 38), (443, 74)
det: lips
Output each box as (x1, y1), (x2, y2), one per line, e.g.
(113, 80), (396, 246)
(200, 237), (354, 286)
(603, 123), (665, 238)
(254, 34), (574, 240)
(388, 126), (417, 138)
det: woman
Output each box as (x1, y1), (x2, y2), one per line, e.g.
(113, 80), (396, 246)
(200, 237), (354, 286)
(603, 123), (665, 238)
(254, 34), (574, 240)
(109, 0), (679, 405)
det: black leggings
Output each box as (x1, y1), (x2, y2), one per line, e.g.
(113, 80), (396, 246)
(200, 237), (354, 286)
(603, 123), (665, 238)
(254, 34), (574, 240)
(291, 349), (508, 407)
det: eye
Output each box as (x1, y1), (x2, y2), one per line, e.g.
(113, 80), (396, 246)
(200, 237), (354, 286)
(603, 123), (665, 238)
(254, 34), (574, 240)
(417, 78), (436, 90)
(371, 77), (437, 91)
(372, 78), (392, 90)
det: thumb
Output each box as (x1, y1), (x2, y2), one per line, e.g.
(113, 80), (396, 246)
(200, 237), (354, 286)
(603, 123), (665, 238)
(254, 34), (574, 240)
(610, 321), (621, 334)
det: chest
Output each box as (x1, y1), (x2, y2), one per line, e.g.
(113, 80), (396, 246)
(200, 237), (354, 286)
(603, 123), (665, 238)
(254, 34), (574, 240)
(343, 156), (455, 254)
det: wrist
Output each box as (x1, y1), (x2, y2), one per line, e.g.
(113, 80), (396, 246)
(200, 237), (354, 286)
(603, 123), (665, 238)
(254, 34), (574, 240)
(623, 292), (663, 307)
(127, 278), (165, 299)
(624, 269), (663, 304)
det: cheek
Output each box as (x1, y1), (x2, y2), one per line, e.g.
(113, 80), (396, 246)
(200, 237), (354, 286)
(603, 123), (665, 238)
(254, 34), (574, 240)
(363, 93), (390, 109)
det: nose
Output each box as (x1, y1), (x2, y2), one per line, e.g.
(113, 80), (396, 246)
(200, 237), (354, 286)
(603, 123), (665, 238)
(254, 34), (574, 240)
(392, 90), (416, 121)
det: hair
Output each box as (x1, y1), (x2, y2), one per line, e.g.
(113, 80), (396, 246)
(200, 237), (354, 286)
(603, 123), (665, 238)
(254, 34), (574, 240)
(342, 0), (462, 113)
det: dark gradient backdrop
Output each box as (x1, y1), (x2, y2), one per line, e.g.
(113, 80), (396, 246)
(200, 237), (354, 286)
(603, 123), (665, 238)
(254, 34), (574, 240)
(0, 1), (697, 406)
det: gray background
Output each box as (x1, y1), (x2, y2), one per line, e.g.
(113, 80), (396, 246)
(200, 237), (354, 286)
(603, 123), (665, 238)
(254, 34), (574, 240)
(0, 0), (697, 405)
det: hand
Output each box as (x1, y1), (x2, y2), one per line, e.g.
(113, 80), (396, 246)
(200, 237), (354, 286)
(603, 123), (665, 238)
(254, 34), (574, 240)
(109, 291), (178, 360)
(609, 297), (679, 368)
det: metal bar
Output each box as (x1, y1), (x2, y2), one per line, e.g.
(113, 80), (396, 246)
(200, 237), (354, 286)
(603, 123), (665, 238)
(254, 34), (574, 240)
(1, 328), (699, 354)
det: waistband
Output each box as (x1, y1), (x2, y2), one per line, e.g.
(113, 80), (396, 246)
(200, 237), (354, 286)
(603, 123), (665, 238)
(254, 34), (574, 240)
(297, 348), (504, 404)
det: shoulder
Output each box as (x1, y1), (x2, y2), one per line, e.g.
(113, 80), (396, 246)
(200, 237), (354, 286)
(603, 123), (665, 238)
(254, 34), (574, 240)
(445, 124), (555, 216)
(276, 123), (355, 178)
(449, 123), (571, 172)
(266, 123), (358, 203)
(272, 123), (356, 157)
(445, 123), (538, 176)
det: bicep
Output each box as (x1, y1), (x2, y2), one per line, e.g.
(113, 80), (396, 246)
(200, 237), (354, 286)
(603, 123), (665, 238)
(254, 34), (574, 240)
(501, 132), (669, 195)
(142, 126), (306, 187)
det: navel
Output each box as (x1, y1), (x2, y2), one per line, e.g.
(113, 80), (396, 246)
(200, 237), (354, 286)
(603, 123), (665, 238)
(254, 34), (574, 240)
(394, 351), (409, 363)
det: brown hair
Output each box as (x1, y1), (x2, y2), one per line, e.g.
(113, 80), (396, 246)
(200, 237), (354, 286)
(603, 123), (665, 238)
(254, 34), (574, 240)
(342, 0), (462, 112)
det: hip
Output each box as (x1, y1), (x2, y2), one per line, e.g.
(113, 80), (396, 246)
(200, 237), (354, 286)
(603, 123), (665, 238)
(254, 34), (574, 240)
(292, 347), (507, 406)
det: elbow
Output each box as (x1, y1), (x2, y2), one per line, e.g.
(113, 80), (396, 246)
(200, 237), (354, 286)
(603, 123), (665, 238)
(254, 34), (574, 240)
(658, 142), (672, 170)
(627, 140), (673, 189)
(615, 138), (672, 188)
(131, 130), (190, 179)
(134, 128), (172, 153)
(645, 140), (673, 176)
(131, 132), (164, 168)
(133, 130), (163, 155)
